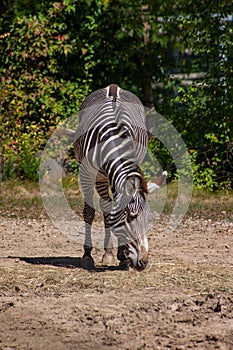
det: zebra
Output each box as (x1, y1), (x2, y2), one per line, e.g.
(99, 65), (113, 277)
(74, 84), (151, 270)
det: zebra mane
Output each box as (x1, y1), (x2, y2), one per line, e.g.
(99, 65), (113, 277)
(137, 166), (148, 194)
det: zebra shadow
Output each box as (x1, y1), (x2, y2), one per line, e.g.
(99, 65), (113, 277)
(12, 256), (121, 272)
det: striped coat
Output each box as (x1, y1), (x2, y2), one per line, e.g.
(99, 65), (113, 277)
(74, 84), (149, 270)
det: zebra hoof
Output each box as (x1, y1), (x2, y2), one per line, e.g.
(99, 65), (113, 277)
(80, 255), (95, 270)
(102, 252), (115, 265)
(119, 259), (131, 271)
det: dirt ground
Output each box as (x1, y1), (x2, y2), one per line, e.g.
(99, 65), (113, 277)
(0, 185), (233, 350)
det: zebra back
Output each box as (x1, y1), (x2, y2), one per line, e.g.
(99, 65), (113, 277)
(77, 84), (148, 167)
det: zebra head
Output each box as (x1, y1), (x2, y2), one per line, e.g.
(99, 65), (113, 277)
(111, 172), (150, 271)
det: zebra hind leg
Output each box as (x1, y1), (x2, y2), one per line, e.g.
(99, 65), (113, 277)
(81, 201), (95, 270)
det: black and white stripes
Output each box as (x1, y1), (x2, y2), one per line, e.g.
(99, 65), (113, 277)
(74, 84), (150, 270)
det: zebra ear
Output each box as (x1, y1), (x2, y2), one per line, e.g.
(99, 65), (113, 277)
(147, 171), (167, 194)
(125, 176), (140, 196)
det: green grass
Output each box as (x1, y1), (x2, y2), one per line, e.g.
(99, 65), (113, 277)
(0, 178), (232, 220)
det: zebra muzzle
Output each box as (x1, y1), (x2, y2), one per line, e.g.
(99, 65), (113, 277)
(136, 246), (149, 271)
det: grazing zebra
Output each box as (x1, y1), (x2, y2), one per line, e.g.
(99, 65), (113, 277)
(74, 84), (151, 270)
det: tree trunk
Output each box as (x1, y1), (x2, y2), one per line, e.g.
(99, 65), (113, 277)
(141, 5), (154, 109)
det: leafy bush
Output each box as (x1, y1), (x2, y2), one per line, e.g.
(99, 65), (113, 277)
(0, 0), (232, 190)
(0, 0), (100, 180)
(152, 7), (233, 190)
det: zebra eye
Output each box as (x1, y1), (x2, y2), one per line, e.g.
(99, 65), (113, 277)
(126, 211), (137, 223)
(126, 206), (138, 219)
(129, 206), (136, 215)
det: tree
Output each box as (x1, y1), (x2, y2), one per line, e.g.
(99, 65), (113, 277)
(155, 1), (233, 189)
(0, 0), (232, 188)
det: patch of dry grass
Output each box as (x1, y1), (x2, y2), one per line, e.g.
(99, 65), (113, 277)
(1, 179), (232, 220)
(1, 258), (232, 296)
(1, 178), (232, 293)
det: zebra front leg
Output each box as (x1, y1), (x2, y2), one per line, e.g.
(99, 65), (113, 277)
(96, 181), (114, 265)
(117, 244), (131, 270)
(115, 233), (131, 270)
(102, 212), (115, 265)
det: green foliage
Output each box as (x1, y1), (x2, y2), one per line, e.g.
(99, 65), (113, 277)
(150, 3), (233, 190)
(1, 132), (41, 181)
(0, 0), (232, 189)
(19, 134), (41, 181)
(0, 0), (98, 180)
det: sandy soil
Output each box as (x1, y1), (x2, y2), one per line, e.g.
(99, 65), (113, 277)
(0, 200), (233, 349)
